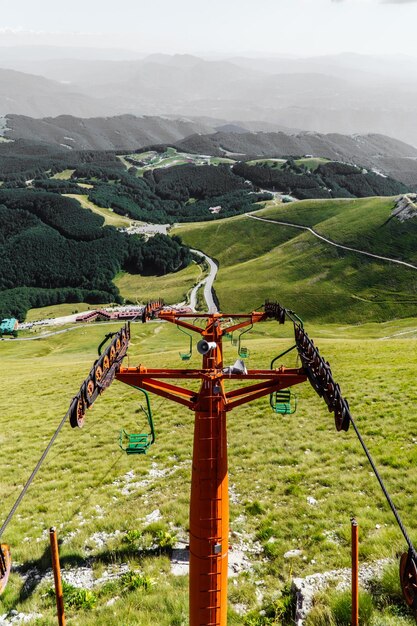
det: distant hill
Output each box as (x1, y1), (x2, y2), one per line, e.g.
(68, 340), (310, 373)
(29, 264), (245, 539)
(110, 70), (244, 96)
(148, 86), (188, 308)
(174, 196), (417, 323)
(0, 68), (116, 118)
(176, 130), (417, 160)
(4, 114), (219, 151)
(175, 131), (417, 188)
(5, 115), (417, 190)
(3, 113), (298, 151)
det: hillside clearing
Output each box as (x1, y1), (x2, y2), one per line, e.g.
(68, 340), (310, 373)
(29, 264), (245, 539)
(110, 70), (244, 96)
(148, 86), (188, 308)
(114, 263), (202, 304)
(52, 169), (75, 180)
(63, 194), (132, 227)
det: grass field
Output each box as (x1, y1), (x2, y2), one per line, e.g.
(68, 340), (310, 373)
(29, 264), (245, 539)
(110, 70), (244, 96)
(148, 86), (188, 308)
(294, 157), (330, 170)
(173, 197), (417, 323)
(246, 158), (286, 167)
(51, 169), (75, 180)
(114, 263), (202, 304)
(63, 194), (132, 228)
(26, 302), (110, 322)
(257, 196), (417, 263)
(1, 318), (417, 623)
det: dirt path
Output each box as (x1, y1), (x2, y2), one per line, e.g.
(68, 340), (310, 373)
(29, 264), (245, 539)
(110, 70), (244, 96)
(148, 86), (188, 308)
(247, 214), (417, 271)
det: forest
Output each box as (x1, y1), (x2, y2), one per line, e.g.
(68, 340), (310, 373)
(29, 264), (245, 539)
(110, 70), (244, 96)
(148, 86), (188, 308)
(232, 159), (409, 199)
(0, 191), (191, 320)
(83, 164), (268, 223)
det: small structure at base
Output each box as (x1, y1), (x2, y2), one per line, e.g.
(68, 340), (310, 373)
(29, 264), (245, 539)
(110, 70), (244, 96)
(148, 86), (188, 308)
(0, 318), (18, 338)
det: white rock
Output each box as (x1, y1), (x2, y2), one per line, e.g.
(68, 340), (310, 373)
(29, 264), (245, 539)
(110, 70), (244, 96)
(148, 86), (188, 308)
(284, 549), (303, 559)
(145, 509), (162, 524)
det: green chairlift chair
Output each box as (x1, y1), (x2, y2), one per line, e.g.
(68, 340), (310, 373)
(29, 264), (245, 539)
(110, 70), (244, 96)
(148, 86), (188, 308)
(177, 325), (193, 361)
(119, 388), (155, 455)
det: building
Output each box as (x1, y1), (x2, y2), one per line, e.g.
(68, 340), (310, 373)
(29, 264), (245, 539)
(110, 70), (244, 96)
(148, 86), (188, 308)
(0, 318), (18, 337)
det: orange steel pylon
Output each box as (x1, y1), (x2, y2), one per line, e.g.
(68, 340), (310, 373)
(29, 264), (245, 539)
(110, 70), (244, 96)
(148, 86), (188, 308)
(116, 310), (307, 626)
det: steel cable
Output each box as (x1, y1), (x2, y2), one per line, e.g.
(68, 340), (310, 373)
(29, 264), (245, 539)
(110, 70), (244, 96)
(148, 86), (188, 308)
(0, 407), (71, 541)
(349, 412), (417, 558)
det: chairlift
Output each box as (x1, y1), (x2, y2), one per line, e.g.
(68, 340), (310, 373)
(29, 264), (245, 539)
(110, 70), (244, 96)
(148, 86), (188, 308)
(119, 388), (155, 455)
(269, 344), (299, 414)
(177, 325), (193, 361)
(270, 389), (297, 414)
(237, 323), (253, 359)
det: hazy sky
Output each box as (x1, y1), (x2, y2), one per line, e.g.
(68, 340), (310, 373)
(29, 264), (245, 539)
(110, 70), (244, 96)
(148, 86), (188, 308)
(1, 0), (417, 57)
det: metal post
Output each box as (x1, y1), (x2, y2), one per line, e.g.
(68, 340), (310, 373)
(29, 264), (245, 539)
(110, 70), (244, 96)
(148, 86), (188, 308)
(189, 321), (228, 626)
(49, 527), (66, 626)
(351, 518), (359, 626)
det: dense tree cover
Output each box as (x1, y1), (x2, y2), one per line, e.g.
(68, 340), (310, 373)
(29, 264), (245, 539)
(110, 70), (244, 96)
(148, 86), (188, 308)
(32, 178), (82, 193)
(88, 179), (269, 223)
(0, 214), (125, 294)
(126, 234), (192, 275)
(0, 189), (105, 241)
(0, 194), (192, 319)
(88, 179), (176, 223)
(83, 165), (269, 223)
(316, 162), (409, 197)
(0, 286), (119, 322)
(233, 160), (409, 199)
(0, 141), (123, 182)
(144, 164), (250, 202)
(180, 190), (272, 222)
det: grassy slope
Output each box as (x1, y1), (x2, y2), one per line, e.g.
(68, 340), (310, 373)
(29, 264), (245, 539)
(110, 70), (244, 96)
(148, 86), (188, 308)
(258, 196), (417, 263)
(174, 197), (417, 322)
(26, 302), (109, 322)
(63, 194), (132, 228)
(114, 262), (201, 304)
(295, 157), (330, 170)
(1, 321), (417, 623)
(52, 169), (75, 180)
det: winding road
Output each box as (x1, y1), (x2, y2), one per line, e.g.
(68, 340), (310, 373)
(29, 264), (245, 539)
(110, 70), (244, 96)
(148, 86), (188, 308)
(189, 249), (218, 313)
(247, 214), (417, 271)
(4, 251), (219, 341)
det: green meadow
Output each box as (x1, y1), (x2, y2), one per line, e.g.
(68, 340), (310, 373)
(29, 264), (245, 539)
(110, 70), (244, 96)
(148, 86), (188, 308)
(174, 197), (417, 322)
(114, 262), (202, 305)
(1, 317), (417, 623)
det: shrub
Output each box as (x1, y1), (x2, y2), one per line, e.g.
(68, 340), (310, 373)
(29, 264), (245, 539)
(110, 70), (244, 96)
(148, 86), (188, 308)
(120, 571), (155, 592)
(47, 580), (97, 611)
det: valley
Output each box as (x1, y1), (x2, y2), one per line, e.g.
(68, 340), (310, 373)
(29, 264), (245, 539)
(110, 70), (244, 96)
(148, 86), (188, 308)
(1, 115), (417, 625)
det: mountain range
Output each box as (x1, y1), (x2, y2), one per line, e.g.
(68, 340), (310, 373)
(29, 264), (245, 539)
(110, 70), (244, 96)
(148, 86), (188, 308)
(0, 49), (417, 146)
(3, 113), (417, 187)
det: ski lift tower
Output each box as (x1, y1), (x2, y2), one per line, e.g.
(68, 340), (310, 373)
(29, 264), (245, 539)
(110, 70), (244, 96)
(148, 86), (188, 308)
(115, 306), (307, 626)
